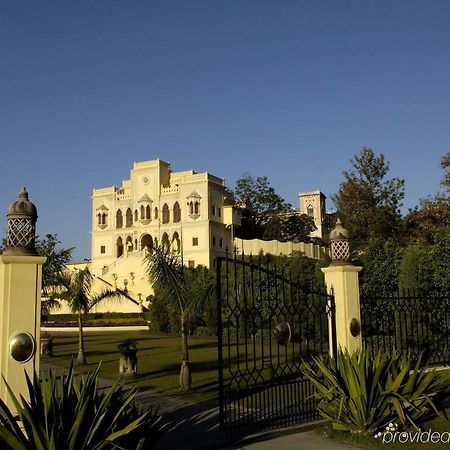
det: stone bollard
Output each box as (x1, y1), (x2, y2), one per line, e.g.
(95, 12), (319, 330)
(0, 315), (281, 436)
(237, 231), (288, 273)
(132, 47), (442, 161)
(40, 334), (54, 357)
(118, 341), (138, 376)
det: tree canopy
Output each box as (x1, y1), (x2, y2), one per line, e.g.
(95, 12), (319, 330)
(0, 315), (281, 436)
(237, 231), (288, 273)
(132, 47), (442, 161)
(234, 173), (315, 242)
(333, 147), (405, 249)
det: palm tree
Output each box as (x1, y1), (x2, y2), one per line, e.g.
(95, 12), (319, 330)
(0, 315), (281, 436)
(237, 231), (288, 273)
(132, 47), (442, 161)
(52, 267), (122, 365)
(146, 246), (213, 390)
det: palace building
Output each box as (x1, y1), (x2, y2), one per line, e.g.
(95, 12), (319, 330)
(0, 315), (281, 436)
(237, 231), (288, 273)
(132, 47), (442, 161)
(59, 158), (328, 314)
(87, 159), (241, 307)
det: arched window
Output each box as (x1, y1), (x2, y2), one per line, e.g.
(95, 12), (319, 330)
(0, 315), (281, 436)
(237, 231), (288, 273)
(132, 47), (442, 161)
(172, 232), (180, 252)
(116, 210), (123, 229)
(97, 213), (102, 225)
(134, 209), (138, 222)
(154, 207), (158, 220)
(140, 205), (145, 220)
(173, 202), (181, 223)
(162, 203), (170, 224)
(146, 205), (151, 220)
(126, 208), (133, 227)
(102, 213), (107, 225)
(141, 234), (153, 252)
(161, 232), (170, 249)
(187, 192), (201, 219)
(307, 204), (314, 218)
(126, 235), (133, 251)
(116, 237), (123, 257)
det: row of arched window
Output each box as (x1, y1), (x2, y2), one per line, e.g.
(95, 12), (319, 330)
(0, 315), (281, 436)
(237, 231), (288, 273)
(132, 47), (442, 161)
(114, 202), (182, 229)
(115, 232), (181, 257)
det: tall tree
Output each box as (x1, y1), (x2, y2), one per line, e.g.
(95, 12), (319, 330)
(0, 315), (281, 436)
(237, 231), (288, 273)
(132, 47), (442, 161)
(333, 148), (405, 249)
(146, 246), (213, 390)
(262, 213), (316, 243)
(234, 173), (315, 241)
(234, 173), (290, 239)
(441, 151), (450, 190)
(52, 267), (121, 364)
(36, 234), (74, 315)
(404, 152), (450, 245)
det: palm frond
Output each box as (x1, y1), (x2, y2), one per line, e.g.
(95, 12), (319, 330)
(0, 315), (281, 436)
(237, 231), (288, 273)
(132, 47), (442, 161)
(146, 246), (187, 313)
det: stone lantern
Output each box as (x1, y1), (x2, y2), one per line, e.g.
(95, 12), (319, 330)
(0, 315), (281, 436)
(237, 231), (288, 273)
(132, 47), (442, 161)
(3, 187), (38, 256)
(329, 219), (350, 265)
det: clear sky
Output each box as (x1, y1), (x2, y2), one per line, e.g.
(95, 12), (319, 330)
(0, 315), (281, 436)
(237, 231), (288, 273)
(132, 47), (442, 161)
(1, 1), (449, 261)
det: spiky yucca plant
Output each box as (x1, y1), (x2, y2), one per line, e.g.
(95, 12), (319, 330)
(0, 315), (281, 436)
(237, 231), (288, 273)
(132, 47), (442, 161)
(302, 348), (450, 435)
(0, 365), (164, 450)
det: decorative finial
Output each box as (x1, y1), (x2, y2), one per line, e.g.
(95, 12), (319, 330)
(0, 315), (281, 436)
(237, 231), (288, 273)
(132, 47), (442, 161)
(329, 219), (350, 265)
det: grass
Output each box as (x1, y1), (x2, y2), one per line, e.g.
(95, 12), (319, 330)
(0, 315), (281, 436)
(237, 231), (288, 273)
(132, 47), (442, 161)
(41, 330), (221, 403)
(42, 330), (450, 448)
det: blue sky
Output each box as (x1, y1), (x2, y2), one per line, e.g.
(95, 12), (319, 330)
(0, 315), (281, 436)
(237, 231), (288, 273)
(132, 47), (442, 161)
(1, 1), (449, 260)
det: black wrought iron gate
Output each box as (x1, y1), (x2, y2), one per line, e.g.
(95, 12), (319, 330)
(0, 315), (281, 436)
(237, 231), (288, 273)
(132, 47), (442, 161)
(216, 254), (336, 435)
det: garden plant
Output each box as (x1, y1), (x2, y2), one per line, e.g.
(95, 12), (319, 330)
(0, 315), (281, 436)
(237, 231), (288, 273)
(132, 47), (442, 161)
(302, 347), (450, 435)
(0, 364), (164, 450)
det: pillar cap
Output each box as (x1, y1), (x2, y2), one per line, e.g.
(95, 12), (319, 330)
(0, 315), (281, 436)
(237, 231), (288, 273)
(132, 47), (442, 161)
(329, 219), (350, 265)
(3, 187), (38, 256)
(7, 187), (38, 221)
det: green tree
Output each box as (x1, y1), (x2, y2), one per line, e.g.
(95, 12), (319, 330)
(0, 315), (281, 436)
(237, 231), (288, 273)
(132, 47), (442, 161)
(417, 228), (450, 293)
(405, 195), (450, 245)
(441, 151), (450, 190)
(35, 234), (74, 316)
(235, 173), (289, 239)
(359, 237), (402, 298)
(146, 246), (213, 390)
(398, 244), (427, 292)
(405, 152), (450, 245)
(262, 213), (316, 243)
(333, 148), (405, 249)
(234, 173), (315, 241)
(52, 267), (121, 364)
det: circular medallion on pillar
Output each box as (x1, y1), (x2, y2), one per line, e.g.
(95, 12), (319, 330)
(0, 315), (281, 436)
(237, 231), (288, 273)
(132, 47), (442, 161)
(10, 332), (36, 363)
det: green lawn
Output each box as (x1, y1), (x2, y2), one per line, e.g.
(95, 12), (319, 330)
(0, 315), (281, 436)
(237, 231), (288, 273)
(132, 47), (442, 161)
(41, 330), (221, 403)
(42, 329), (450, 450)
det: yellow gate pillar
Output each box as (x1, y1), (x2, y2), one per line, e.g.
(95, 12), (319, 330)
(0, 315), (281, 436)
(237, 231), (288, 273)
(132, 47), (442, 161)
(0, 188), (45, 410)
(322, 220), (362, 356)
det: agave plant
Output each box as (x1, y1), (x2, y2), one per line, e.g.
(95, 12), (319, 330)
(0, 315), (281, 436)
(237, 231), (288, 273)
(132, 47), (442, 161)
(0, 365), (164, 449)
(302, 348), (450, 435)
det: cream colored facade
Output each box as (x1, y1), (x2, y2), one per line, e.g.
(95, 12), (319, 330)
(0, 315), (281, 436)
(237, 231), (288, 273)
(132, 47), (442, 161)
(88, 159), (241, 305)
(235, 238), (327, 260)
(299, 190), (327, 238)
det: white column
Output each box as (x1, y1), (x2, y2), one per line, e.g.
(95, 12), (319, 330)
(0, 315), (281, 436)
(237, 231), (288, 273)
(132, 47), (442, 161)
(0, 254), (46, 410)
(322, 264), (363, 356)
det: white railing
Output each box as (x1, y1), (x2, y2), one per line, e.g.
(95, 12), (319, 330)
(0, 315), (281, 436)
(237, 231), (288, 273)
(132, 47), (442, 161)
(161, 185), (180, 194)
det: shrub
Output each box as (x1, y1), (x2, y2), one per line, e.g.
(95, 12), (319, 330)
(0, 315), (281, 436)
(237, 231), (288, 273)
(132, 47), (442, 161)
(0, 364), (165, 449)
(302, 348), (450, 435)
(193, 326), (211, 337)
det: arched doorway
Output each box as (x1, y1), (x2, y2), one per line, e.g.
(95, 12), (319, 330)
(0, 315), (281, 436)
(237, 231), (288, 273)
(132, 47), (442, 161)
(116, 237), (123, 258)
(141, 234), (153, 252)
(161, 232), (170, 250)
(126, 236), (133, 253)
(172, 231), (181, 253)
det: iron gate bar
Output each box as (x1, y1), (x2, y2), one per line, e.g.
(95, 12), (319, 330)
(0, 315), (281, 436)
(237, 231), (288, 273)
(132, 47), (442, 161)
(361, 289), (450, 366)
(217, 252), (336, 434)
